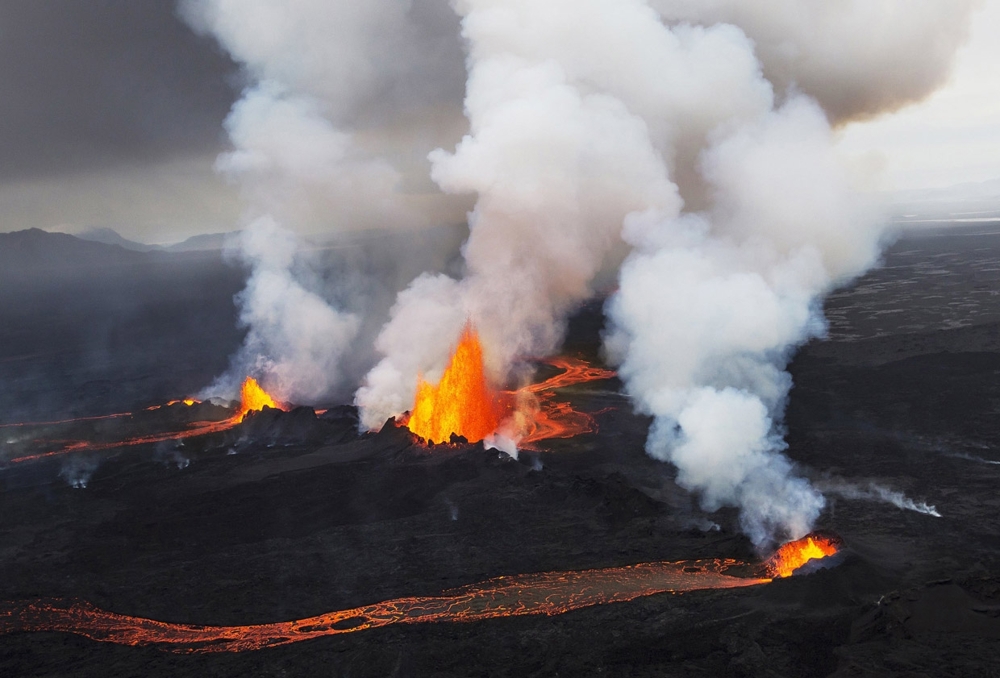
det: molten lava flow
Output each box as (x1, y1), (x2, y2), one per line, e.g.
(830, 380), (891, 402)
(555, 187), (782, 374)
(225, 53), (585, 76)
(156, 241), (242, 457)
(150, 399), (200, 410)
(516, 357), (616, 446)
(0, 411), (134, 429)
(1, 399), (202, 430)
(524, 358), (616, 395)
(0, 559), (768, 653)
(765, 534), (841, 578)
(407, 326), (502, 444)
(8, 377), (283, 465)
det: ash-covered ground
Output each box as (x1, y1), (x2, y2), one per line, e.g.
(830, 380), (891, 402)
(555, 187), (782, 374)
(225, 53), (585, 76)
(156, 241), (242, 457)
(2, 226), (1000, 676)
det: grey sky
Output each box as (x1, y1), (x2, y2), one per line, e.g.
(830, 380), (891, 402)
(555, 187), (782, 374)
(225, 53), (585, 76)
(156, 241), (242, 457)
(0, 0), (241, 242)
(836, 0), (1000, 193)
(0, 1), (996, 242)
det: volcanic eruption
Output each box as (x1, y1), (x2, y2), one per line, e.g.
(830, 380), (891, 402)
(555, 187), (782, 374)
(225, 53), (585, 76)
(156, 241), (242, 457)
(400, 322), (617, 449)
(764, 533), (843, 579)
(406, 325), (502, 444)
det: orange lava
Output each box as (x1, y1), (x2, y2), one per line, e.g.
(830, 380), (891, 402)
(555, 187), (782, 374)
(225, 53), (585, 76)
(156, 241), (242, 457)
(0, 411), (134, 429)
(7, 378), (282, 465)
(237, 377), (280, 418)
(0, 559), (767, 653)
(517, 357), (616, 446)
(765, 534), (841, 578)
(1, 399), (201, 429)
(407, 326), (503, 444)
(403, 328), (616, 448)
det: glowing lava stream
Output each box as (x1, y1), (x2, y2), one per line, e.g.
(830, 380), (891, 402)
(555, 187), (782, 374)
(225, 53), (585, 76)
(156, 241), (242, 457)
(0, 535), (840, 653)
(7, 378), (282, 465)
(517, 357), (616, 447)
(0, 400), (199, 429)
(405, 325), (616, 446)
(0, 560), (766, 653)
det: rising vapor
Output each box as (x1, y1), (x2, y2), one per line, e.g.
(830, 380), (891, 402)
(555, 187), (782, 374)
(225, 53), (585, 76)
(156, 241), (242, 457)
(183, 0), (975, 544)
(180, 0), (467, 403)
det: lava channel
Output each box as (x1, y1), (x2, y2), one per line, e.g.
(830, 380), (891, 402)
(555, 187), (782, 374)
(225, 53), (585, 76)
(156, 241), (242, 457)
(0, 534), (841, 652)
(0, 400), (198, 430)
(516, 356), (616, 447)
(0, 559), (768, 653)
(7, 377), (282, 465)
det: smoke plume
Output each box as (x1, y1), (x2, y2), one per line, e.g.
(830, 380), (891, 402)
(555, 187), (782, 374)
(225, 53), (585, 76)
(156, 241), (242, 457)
(183, 1), (974, 544)
(650, 0), (981, 123)
(355, 0), (971, 546)
(816, 478), (941, 518)
(181, 0), (467, 402)
(201, 217), (361, 403)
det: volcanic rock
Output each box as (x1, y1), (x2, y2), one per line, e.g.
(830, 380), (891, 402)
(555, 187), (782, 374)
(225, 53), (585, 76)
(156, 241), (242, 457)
(4, 226), (1000, 675)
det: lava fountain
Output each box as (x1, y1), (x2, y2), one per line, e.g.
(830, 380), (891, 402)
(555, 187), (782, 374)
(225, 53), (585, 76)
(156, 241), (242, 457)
(764, 533), (842, 578)
(406, 326), (503, 444)
(237, 376), (280, 419)
(404, 324), (615, 447)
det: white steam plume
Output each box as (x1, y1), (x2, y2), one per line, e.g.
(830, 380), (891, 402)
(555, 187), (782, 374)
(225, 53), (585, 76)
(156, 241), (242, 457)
(201, 216), (360, 403)
(182, 0), (465, 403)
(357, 0), (773, 429)
(605, 95), (881, 545)
(650, 0), (980, 123)
(357, 0), (972, 546)
(183, 1), (972, 544)
(816, 479), (942, 518)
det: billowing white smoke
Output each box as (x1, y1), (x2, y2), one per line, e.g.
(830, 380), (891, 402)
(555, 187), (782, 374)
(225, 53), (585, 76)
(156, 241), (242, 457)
(816, 478), (941, 518)
(357, 34), (682, 426)
(605, 96), (881, 545)
(181, 0), (464, 403)
(201, 216), (360, 403)
(184, 0), (972, 544)
(357, 0), (967, 546)
(356, 0), (773, 428)
(650, 0), (981, 122)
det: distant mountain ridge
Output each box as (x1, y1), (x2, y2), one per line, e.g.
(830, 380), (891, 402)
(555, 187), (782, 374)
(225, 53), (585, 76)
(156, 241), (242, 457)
(73, 227), (238, 252)
(166, 232), (237, 252)
(0, 228), (151, 271)
(76, 227), (163, 252)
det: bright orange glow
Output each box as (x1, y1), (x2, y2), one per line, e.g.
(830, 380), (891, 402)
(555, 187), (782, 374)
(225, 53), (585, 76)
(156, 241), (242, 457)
(0, 559), (768, 653)
(238, 377), (280, 419)
(765, 534), (840, 578)
(407, 326), (502, 444)
(516, 357), (615, 446)
(9, 377), (284, 465)
(1, 397), (203, 430)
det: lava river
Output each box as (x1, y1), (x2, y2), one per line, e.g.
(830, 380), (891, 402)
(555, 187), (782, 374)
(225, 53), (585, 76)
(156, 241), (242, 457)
(0, 560), (764, 653)
(0, 535), (839, 653)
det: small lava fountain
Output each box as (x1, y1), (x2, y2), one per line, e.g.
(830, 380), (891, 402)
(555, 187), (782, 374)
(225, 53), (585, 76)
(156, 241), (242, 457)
(764, 533), (842, 579)
(7, 377), (283, 464)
